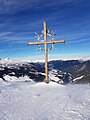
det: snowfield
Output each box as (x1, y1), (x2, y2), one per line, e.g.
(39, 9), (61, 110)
(0, 81), (90, 120)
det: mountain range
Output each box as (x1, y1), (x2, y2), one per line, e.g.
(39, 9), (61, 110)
(0, 58), (90, 84)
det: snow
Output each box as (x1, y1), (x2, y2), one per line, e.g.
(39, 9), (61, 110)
(78, 65), (87, 71)
(3, 75), (33, 82)
(1, 56), (90, 64)
(0, 78), (5, 85)
(49, 70), (60, 82)
(0, 81), (90, 120)
(0, 58), (27, 66)
(73, 76), (84, 82)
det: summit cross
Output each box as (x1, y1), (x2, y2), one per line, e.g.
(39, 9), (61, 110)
(28, 21), (65, 83)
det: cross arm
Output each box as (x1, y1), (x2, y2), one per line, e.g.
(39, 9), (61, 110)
(27, 40), (65, 45)
(48, 40), (65, 44)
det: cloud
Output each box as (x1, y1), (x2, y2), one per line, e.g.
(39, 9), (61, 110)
(0, 0), (85, 14)
(18, 53), (90, 61)
(0, 32), (35, 44)
(0, 0), (39, 14)
(0, 47), (25, 52)
(0, 32), (13, 37)
(67, 38), (90, 44)
(0, 36), (28, 42)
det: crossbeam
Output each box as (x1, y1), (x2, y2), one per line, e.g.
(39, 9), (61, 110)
(28, 40), (65, 45)
(27, 21), (65, 83)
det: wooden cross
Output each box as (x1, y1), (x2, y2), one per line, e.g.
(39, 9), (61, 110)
(28, 21), (65, 83)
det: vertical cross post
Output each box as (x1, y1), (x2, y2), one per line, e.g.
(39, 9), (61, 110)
(43, 21), (49, 83)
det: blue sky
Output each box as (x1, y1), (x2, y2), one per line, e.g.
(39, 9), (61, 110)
(0, 0), (90, 60)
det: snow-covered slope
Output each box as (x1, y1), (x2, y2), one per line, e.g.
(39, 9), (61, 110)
(0, 81), (90, 120)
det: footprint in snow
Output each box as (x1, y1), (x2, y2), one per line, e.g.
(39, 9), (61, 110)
(33, 94), (41, 98)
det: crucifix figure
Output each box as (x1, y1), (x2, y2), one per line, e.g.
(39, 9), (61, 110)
(28, 21), (65, 83)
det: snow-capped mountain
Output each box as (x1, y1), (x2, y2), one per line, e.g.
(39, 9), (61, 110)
(0, 58), (45, 82)
(49, 60), (90, 84)
(0, 58), (90, 84)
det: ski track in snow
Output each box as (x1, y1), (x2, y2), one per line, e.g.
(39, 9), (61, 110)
(0, 82), (90, 120)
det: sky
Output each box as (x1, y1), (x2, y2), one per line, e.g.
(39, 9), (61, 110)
(0, 0), (90, 60)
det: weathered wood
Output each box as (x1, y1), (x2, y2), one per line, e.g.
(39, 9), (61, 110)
(44, 21), (49, 83)
(28, 40), (65, 45)
(28, 21), (65, 83)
